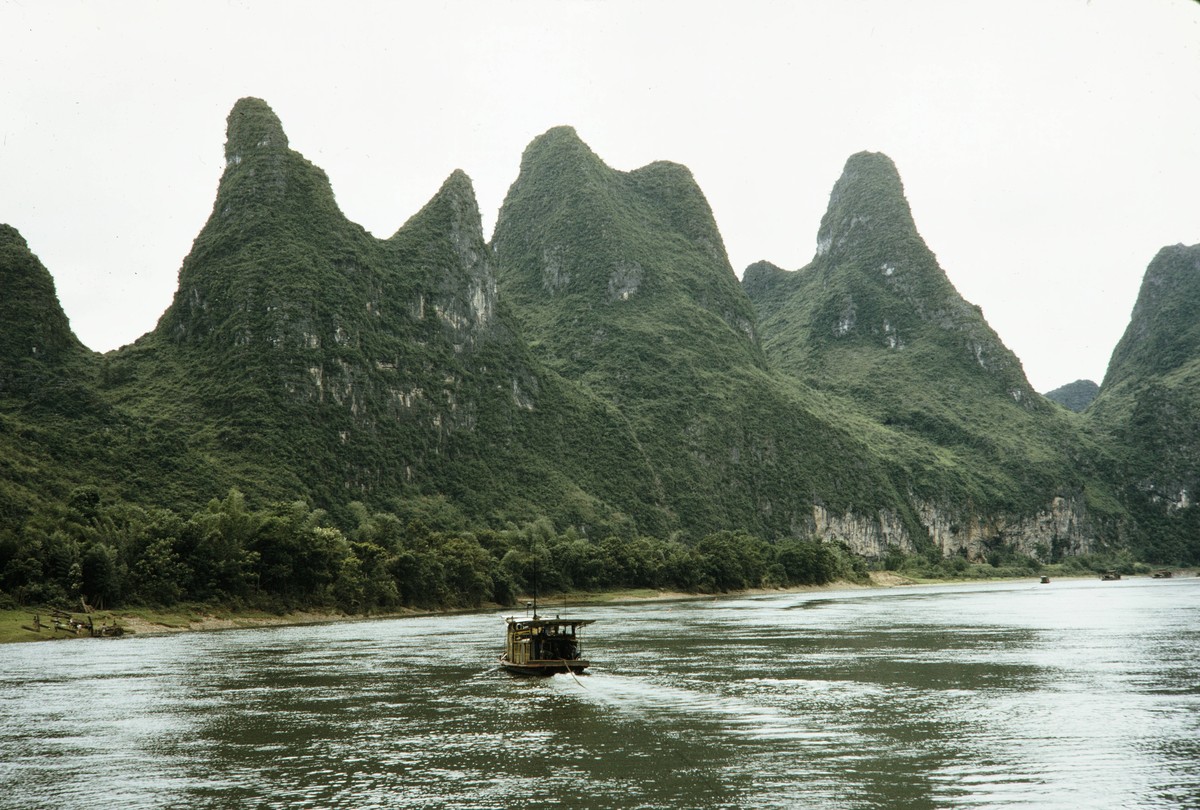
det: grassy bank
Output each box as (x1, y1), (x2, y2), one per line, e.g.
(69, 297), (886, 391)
(5, 569), (1191, 644)
(0, 604), (358, 644)
(1, 580), (866, 644)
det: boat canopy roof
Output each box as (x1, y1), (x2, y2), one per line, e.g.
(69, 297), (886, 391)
(505, 616), (595, 628)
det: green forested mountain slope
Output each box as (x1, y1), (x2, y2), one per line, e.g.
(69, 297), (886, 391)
(0, 225), (103, 523)
(0, 224), (92, 395)
(6, 100), (1199, 600)
(493, 129), (912, 541)
(38, 99), (665, 532)
(1087, 243), (1200, 562)
(743, 152), (1120, 554)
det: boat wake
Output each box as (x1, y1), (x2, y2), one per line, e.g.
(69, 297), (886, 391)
(549, 669), (851, 745)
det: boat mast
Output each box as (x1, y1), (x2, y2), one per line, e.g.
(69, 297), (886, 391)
(531, 539), (539, 619)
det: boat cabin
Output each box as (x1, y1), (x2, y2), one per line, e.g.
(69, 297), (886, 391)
(500, 615), (594, 676)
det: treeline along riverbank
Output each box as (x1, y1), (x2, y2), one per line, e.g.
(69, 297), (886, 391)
(0, 486), (866, 622)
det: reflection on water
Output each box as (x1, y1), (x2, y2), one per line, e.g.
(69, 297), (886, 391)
(1, 578), (1198, 808)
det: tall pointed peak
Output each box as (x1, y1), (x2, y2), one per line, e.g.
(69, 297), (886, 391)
(434, 168), (481, 221)
(1102, 242), (1200, 389)
(517, 125), (608, 182)
(390, 170), (498, 340)
(748, 151), (1037, 405)
(395, 169), (483, 243)
(0, 225), (85, 386)
(224, 97), (289, 165)
(815, 151), (919, 262)
(161, 98), (351, 346)
(199, 95), (340, 231)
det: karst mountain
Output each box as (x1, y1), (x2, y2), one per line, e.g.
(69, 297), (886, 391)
(1, 98), (1197, 569)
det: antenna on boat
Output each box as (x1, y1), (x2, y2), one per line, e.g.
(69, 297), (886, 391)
(532, 542), (540, 620)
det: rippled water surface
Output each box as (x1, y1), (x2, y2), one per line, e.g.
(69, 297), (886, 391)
(2, 577), (1199, 809)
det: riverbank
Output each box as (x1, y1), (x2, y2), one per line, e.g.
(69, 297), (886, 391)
(1, 578), (876, 644)
(4, 569), (1192, 643)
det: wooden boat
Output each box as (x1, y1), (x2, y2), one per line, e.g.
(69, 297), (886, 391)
(1100, 570), (1122, 581)
(1040, 576), (1051, 584)
(1152, 569), (1174, 579)
(500, 611), (594, 676)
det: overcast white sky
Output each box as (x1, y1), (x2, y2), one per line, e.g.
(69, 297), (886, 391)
(2, 0), (1198, 392)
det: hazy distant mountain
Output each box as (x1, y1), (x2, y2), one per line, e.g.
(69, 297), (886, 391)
(1043, 379), (1099, 412)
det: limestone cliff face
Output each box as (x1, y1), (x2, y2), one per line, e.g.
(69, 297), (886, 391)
(388, 170), (500, 351)
(811, 496), (1095, 562)
(917, 497), (1095, 561)
(809, 506), (916, 557)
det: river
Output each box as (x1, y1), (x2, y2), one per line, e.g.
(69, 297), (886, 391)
(1, 577), (1198, 809)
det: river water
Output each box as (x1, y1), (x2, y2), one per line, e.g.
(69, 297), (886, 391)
(1, 577), (1198, 809)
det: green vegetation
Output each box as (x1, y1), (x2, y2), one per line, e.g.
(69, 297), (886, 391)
(1044, 379), (1099, 412)
(71, 100), (665, 531)
(742, 152), (1124, 540)
(492, 128), (908, 539)
(878, 545), (1161, 581)
(3, 101), (1199, 625)
(1086, 244), (1200, 564)
(0, 486), (858, 623)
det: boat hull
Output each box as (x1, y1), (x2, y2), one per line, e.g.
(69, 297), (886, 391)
(499, 657), (590, 676)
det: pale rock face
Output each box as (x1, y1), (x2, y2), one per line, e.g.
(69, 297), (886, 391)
(810, 505), (916, 557)
(542, 247), (570, 292)
(511, 378), (536, 411)
(440, 177), (498, 337)
(834, 299), (857, 337)
(807, 497), (1095, 562)
(1145, 483), (1192, 512)
(917, 497), (1094, 561)
(608, 260), (643, 301)
(882, 320), (902, 349)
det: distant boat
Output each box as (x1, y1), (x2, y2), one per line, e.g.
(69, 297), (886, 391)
(1040, 576), (1051, 584)
(1152, 570), (1174, 579)
(1100, 571), (1122, 581)
(499, 608), (594, 676)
